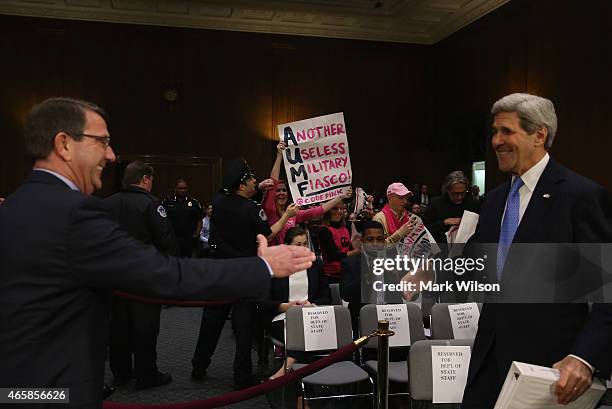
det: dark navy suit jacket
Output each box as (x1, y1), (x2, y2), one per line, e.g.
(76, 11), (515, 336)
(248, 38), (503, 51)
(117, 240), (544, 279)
(466, 158), (612, 389)
(0, 171), (272, 407)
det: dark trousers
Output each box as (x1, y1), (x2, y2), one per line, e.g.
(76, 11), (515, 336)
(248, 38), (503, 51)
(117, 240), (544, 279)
(109, 297), (161, 379)
(177, 236), (195, 258)
(461, 339), (504, 409)
(192, 302), (256, 383)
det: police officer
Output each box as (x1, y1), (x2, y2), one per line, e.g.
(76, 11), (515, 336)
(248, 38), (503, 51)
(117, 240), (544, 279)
(105, 161), (178, 389)
(192, 159), (287, 388)
(163, 178), (203, 257)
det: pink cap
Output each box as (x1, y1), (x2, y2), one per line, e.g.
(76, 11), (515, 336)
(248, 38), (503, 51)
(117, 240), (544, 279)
(386, 182), (411, 197)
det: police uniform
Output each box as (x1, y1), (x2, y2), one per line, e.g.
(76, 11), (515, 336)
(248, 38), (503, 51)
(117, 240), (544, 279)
(104, 185), (178, 387)
(192, 159), (271, 387)
(162, 194), (203, 257)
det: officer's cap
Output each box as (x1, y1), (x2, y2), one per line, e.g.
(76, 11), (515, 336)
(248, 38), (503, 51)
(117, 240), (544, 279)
(223, 158), (256, 191)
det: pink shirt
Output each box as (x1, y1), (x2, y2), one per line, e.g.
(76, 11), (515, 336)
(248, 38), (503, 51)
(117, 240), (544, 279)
(262, 178), (325, 245)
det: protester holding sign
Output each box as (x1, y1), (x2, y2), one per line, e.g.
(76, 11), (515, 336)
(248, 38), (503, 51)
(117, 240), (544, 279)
(319, 194), (359, 283)
(373, 182), (420, 245)
(261, 141), (352, 245)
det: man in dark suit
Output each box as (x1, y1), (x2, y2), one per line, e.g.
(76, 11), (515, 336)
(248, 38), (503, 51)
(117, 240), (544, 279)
(0, 97), (315, 408)
(462, 93), (612, 408)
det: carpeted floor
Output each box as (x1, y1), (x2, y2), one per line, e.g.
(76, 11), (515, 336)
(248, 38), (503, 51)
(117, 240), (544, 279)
(103, 306), (274, 408)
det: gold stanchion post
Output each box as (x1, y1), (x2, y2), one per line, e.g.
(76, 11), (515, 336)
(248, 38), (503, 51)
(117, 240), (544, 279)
(376, 320), (394, 409)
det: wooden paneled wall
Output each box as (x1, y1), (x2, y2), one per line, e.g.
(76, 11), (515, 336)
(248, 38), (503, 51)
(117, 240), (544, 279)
(0, 15), (434, 203)
(1, 0), (610, 202)
(434, 0), (612, 191)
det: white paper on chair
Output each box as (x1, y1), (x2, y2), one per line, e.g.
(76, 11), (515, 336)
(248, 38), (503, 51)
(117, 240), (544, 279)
(376, 304), (411, 347)
(302, 306), (337, 351)
(431, 345), (471, 403)
(448, 302), (480, 339)
(493, 361), (606, 409)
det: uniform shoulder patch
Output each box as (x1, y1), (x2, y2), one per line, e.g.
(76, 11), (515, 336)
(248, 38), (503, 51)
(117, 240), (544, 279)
(157, 205), (167, 218)
(259, 209), (267, 221)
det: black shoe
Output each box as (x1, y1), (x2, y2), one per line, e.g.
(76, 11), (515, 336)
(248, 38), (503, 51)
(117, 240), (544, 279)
(112, 374), (133, 387)
(134, 371), (172, 390)
(234, 374), (260, 390)
(191, 367), (207, 380)
(103, 384), (116, 399)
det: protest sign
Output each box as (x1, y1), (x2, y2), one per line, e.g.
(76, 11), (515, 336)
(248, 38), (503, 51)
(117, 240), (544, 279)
(277, 112), (352, 206)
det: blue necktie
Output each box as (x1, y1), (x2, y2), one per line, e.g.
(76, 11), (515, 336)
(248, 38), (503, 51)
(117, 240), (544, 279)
(497, 177), (524, 280)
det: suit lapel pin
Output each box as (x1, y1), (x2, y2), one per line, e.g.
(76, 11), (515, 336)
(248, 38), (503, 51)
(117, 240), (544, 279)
(543, 193), (551, 199)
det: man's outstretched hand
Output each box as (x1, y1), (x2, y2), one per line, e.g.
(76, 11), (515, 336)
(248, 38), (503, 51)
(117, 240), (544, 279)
(257, 234), (315, 278)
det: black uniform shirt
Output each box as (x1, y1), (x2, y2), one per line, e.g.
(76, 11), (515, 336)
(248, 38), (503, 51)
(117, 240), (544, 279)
(162, 195), (203, 238)
(105, 186), (178, 255)
(210, 192), (272, 259)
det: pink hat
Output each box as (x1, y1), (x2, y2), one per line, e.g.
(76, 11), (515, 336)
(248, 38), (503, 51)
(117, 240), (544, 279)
(386, 182), (411, 197)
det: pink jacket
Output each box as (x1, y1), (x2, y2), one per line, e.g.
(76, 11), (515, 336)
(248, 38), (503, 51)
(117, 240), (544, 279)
(262, 178), (325, 245)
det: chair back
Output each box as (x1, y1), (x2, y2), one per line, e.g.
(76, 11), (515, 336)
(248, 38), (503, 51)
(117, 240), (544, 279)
(408, 339), (474, 401)
(329, 283), (342, 305)
(430, 302), (482, 340)
(285, 305), (353, 352)
(359, 303), (425, 349)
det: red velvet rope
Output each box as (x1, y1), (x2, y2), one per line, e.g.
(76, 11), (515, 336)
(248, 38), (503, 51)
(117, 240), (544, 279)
(113, 291), (232, 307)
(103, 342), (359, 409)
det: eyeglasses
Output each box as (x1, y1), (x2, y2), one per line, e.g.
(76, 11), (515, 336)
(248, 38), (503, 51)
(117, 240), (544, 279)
(73, 133), (111, 148)
(449, 191), (468, 197)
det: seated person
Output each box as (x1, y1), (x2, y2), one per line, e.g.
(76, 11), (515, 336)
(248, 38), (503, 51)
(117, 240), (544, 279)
(340, 220), (387, 334)
(263, 227), (332, 379)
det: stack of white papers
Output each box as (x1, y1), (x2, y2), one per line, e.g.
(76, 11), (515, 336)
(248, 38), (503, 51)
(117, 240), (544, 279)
(494, 362), (606, 409)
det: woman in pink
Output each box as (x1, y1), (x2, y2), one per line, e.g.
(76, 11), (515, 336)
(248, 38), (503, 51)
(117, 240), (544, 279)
(262, 142), (351, 246)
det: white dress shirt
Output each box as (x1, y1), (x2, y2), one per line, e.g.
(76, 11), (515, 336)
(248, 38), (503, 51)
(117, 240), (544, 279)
(501, 153), (550, 225)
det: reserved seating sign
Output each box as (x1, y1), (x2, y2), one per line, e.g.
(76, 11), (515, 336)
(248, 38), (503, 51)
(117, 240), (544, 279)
(376, 304), (411, 347)
(448, 302), (480, 339)
(431, 345), (471, 403)
(302, 306), (338, 351)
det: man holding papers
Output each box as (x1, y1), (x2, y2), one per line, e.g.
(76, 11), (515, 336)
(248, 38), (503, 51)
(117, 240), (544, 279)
(462, 93), (612, 408)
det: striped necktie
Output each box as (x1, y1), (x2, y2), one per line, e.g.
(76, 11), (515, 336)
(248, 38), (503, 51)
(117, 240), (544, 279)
(497, 177), (524, 280)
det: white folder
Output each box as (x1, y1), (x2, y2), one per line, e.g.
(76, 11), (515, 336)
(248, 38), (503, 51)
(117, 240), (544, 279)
(494, 362), (606, 409)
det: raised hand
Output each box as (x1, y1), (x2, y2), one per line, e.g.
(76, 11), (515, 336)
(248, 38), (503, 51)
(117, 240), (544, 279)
(342, 186), (353, 199)
(285, 203), (299, 218)
(258, 178), (275, 192)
